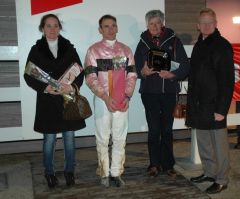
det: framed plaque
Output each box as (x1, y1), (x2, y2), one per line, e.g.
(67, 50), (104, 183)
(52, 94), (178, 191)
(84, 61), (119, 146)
(147, 49), (171, 71)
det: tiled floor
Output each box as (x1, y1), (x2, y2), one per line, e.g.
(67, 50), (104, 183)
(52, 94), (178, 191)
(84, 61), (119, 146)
(0, 135), (239, 199)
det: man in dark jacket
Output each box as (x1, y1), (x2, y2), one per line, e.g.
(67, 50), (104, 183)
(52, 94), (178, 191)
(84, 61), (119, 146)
(186, 8), (235, 194)
(134, 10), (190, 178)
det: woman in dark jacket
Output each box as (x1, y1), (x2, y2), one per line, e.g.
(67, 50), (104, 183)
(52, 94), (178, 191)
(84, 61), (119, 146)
(24, 14), (85, 188)
(134, 10), (190, 177)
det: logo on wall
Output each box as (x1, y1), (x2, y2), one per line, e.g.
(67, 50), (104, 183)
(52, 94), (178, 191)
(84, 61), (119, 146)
(31, 0), (83, 15)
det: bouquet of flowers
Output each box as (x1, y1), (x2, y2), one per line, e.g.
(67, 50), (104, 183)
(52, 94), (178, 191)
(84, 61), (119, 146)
(25, 61), (83, 101)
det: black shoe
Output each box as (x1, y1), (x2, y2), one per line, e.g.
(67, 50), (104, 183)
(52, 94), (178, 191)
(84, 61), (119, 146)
(45, 174), (59, 188)
(110, 176), (125, 187)
(234, 142), (240, 149)
(190, 174), (215, 183)
(64, 172), (75, 186)
(206, 182), (227, 194)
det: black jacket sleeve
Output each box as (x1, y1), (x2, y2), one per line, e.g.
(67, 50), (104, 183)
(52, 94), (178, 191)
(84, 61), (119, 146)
(134, 41), (147, 79)
(214, 42), (235, 115)
(24, 46), (49, 93)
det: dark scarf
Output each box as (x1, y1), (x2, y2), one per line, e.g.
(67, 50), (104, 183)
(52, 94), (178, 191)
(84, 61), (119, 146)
(147, 27), (166, 47)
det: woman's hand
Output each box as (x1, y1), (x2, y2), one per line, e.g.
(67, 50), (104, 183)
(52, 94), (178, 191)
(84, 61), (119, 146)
(45, 85), (61, 95)
(58, 83), (74, 95)
(158, 70), (175, 79)
(141, 61), (157, 77)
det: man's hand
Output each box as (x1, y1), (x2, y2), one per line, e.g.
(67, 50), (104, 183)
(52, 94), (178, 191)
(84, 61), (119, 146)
(119, 98), (129, 112)
(214, 113), (225, 121)
(103, 95), (117, 112)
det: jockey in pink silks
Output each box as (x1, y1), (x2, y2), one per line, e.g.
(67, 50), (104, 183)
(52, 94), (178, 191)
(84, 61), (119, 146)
(84, 15), (137, 187)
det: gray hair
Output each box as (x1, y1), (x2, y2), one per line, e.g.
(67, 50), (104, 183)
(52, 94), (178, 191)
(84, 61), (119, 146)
(145, 10), (164, 25)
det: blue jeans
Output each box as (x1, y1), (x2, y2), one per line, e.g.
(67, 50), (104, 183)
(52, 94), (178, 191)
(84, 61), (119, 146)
(43, 131), (75, 174)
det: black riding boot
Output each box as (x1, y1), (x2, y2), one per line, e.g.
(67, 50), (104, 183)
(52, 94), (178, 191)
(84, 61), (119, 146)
(64, 171), (75, 186)
(45, 174), (59, 188)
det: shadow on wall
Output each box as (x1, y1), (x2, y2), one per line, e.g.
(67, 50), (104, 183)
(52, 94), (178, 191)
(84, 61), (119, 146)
(177, 33), (193, 45)
(117, 14), (143, 51)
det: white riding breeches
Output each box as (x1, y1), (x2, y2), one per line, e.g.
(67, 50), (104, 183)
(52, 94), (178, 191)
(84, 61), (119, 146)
(94, 96), (128, 177)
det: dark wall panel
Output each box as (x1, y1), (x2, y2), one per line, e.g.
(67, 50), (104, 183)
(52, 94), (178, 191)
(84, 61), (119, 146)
(165, 0), (206, 44)
(0, 0), (17, 46)
(0, 61), (19, 87)
(0, 102), (22, 127)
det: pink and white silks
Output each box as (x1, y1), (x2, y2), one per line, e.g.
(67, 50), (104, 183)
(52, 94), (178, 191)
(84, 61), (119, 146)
(84, 39), (137, 177)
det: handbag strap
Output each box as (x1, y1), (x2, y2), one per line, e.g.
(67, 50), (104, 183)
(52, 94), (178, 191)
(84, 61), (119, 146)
(72, 83), (80, 96)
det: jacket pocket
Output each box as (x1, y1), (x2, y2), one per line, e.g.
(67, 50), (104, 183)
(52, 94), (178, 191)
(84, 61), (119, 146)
(197, 103), (215, 126)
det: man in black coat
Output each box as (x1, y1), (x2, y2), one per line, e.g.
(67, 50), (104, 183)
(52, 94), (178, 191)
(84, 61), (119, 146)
(186, 8), (235, 194)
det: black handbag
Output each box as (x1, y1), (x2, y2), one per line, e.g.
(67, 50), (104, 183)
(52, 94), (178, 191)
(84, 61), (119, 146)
(63, 84), (92, 120)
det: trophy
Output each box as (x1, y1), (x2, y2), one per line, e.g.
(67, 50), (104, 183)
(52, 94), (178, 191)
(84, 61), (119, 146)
(147, 49), (171, 71)
(25, 61), (73, 101)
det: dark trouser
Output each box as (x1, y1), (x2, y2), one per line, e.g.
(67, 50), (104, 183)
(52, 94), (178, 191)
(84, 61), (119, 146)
(196, 129), (230, 185)
(141, 93), (176, 170)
